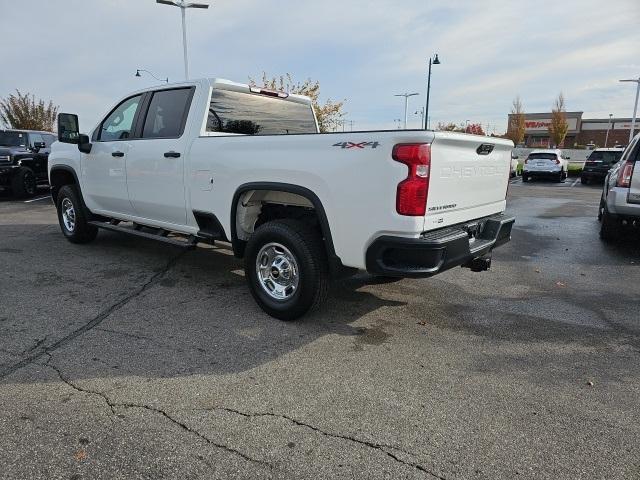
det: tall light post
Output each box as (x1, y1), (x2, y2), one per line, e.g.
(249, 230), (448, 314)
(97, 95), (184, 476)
(620, 77), (640, 142)
(395, 92), (419, 129)
(135, 69), (169, 83)
(156, 0), (210, 80)
(604, 113), (613, 147)
(424, 53), (441, 130)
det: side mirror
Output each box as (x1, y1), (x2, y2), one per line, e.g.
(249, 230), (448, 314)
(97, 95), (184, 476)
(58, 113), (80, 144)
(78, 134), (92, 154)
(33, 141), (46, 151)
(58, 113), (92, 153)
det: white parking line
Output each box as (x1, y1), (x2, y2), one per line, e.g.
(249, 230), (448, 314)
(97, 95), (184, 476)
(24, 195), (51, 203)
(571, 178), (580, 187)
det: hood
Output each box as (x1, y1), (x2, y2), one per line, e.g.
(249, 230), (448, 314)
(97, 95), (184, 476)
(0, 146), (27, 156)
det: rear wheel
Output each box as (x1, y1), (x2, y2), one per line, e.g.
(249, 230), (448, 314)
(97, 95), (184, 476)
(56, 185), (98, 244)
(581, 176), (589, 185)
(600, 206), (622, 242)
(556, 170), (565, 182)
(245, 219), (329, 320)
(522, 174), (529, 183)
(11, 167), (37, 198)
(598, 198), (605, 221)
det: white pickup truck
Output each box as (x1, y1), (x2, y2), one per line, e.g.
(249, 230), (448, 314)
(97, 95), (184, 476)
(49, 78), (514, 320)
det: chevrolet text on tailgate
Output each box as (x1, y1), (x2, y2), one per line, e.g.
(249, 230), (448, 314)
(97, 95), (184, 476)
(49, 78), (515, 320)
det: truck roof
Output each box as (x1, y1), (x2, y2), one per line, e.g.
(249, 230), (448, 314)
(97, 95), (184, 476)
(127, 77), (313, 107)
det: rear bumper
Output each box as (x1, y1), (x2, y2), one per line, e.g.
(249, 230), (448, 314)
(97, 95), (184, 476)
(523, 169), (561, 177)
(365, 214), (515, 278)
(581, 169), (608, 180)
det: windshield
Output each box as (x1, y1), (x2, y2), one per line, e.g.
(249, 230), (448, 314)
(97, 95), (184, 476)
(0, 131), (27, 147)
(528, 153), (557, 160)
(587, 151), (623, 164)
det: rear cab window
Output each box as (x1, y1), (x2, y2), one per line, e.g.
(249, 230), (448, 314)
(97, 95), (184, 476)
(206, 88), (317, 136)
(142, 88), (194, 139)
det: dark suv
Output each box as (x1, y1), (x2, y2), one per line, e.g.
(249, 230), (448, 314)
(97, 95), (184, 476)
(0, 129), (56, 198)
(581, 148), (625, 185)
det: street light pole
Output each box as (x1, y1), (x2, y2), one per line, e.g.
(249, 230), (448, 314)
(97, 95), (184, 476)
(604, 113), (613, 148)
(424, 54), (440, 130)
(620, 77), (640, 142)
(156, 0), (210, 80)
(395, 93), (419, 129)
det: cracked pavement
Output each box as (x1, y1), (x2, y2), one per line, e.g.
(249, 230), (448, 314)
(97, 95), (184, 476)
(1, 183), (639, 479)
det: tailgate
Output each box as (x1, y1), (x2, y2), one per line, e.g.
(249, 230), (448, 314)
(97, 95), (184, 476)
(425, 133), (512, 229)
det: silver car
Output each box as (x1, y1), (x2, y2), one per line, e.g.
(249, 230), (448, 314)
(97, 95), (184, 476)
(599, 133), (640, 241)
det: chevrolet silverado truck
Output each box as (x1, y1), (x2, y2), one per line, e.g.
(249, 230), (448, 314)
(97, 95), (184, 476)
(49, 78), (515, 320)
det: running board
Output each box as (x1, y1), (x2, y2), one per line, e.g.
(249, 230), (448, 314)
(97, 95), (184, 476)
(88, 221), (198, 249)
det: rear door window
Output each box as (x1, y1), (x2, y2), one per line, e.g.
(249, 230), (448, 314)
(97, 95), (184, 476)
(207, 89), (317, 135)
(141, 88), (193, 139)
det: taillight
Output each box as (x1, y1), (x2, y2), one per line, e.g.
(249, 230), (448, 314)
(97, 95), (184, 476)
(555, 157), (561, 165)
(616, 160), (635, 188)
(393, 143), (430, 216)
(524, 157), (529, 164)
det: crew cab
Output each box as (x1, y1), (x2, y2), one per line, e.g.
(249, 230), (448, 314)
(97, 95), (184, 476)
(0, 129), (56, 197)
(49, 78), (515, 320)
(599, 133), (640, 241)
(522, 149), (569, 183)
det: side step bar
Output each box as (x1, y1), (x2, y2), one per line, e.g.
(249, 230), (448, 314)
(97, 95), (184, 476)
(88, 221), (198, 249)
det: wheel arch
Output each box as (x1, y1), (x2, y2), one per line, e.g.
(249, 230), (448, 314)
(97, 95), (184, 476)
(49, 166), (82, 205)
(230, 182), (350, 277)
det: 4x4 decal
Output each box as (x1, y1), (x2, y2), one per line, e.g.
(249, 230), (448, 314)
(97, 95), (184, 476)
(333, 141), (380, 149)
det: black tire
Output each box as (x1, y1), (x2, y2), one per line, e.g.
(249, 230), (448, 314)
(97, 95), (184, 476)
(522, 174), (529, 183)
(11, 167), (37, 198)
(56, 185), (98, 244)
(245, 219), (329, 321)
(600, 207), (622, 242)
(581, 176), (589, 185)
(562, 169), (568, 181)
(556, 170), (564, 183)
(598, 198), (605, 221)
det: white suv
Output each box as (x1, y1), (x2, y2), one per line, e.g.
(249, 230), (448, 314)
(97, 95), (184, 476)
(522, 149), (569, 183)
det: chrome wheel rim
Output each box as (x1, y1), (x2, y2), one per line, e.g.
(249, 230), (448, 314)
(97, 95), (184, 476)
(61, 198), (76, 232)
(256, 242), (299, 301)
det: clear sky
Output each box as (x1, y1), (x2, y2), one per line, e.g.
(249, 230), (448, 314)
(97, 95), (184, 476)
(1, 0), (638, 133)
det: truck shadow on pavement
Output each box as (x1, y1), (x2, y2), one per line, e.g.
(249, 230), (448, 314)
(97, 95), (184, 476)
(0, 226), (406, 382)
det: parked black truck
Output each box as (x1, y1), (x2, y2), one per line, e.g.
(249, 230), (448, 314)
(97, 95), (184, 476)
(0, 129), (56, 198)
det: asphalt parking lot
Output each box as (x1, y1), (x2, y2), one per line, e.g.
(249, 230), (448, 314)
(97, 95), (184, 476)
(1, 180), (639, 480)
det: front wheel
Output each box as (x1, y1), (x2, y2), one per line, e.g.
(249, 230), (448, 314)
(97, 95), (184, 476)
(245, 219), (329, 321)
(56, 185), (98, 244)
(11, 167), (37, 198)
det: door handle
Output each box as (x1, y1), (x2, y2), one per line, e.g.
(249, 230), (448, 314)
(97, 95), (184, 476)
(164, 151), (181, 158)
(112, 151), (125, 157)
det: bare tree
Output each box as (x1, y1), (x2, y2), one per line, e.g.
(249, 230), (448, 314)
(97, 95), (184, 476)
(506, 96), (525, 145)
(249, 73), (345, 133)
(0, 90), (58, 131)
(548, 93), (569, 148)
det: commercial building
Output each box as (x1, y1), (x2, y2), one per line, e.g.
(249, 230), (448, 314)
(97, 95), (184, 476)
(507, 111), (637, 148)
